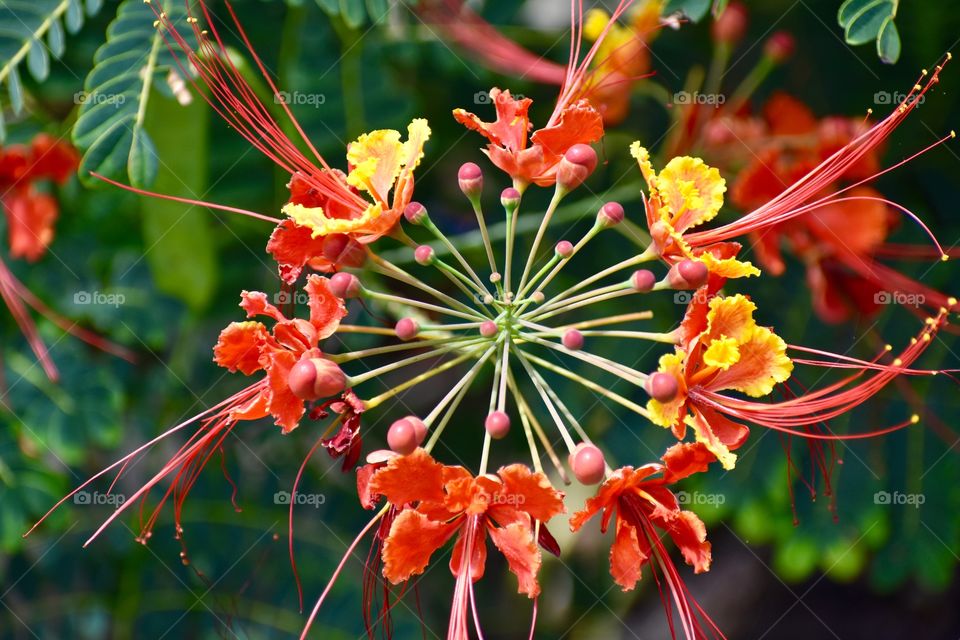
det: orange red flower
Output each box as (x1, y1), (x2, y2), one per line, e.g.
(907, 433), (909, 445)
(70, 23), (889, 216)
(213, 274), (347, 432)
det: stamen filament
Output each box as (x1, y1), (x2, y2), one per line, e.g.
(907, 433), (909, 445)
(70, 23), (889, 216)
(348, 339), (486, 387)
(362, 347), (488, 409)
(517, 188), (564, 294)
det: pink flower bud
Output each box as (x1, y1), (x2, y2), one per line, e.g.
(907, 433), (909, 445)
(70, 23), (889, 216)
(562, 329), (584, 350)
(668, 259), (708, 289)
(555, 240), (574, 258)
(712, 1), (748, 44)
(569, 443), (605, 484)
(407, 416), (428, 444)
(500, 187), (521, 208)
(646, 372), (679, 403)
(480, 321), (499, 338)
(557, 144), (598, 191)
(414, 245), (435, 265)
(387, 418), (419, 455)
(322, 233), (365, 268)
(631, 269), (656, 292)
(395, 317), (420, 341)
(288, 357), (347, 401)
(485, 411), (511, 439)
(764, 31), (795, 63)
(598, 201), (624, 227)
(403, 201), (427, 225)
(458, 162), (483, 199)
(328, 272), (360, 299)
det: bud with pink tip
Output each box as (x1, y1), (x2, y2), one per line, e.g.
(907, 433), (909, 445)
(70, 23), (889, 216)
(501, 187), (521, 209)
(395, 317), (420, 341)
(764, 31), (795, 63)
(414, 245), (435, 265)
(387, 418), (419, 455)
(329, 272), (360, 299)
(480, 321), (498, 338)
(485, 411), (511, 439)
(556, 144), (598, 191)
(322, 233), (366, 268)
(712, 1), (747, 44)
(569, 443), (605, 484)
(630, 269), (656, 292)
(646, 372), (679, 403)
(288, 357), (347, 401)
(407, 416), (428, 444)
(555, 240), (574, 258)
(458, 162), (483, 200)
(403, 201), (427, 225)
(562, 329), (584, 350)
(598, 202), (624, 227)
(668, 259), (708, 289)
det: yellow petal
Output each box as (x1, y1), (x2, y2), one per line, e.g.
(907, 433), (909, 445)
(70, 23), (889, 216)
(705, 295), (757, 344)
(711, 326), (793, 397)
(657, 156), (726, 233)
(698, 252), (761, 279)
(685, 413), (738, 470)
(346, 129), (404, 203)
(703, 336), (740, 370)
(283, 202), (383, 238)
(585, 9), (612, 41)
(629, 142), (658, 190)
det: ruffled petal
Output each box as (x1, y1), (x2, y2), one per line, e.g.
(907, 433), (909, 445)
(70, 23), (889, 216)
(4, 191), (58, 262)
(683, 405), (750, 470)
(710, 325), (793, 397)
(529, 99), (604, 160)
(453, 88), (532, 151)
(610, 518), (646, 590)
(240, 290), (286, 322)
(264, 350), (305, 432)
(368, 448), (448, 507)
(266, 220), (327, 285)
(304, 275), (346, 339)
(382, 509), (460, 584)
(496, 464), (565, 523)
(213, 321), (269, 375)
(488, 521), (542, 597)
(656, 156), (726, 233)
(346, 128), (404, 204)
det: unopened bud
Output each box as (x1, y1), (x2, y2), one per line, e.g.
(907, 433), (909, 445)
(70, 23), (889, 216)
(458, 162), (483, 199)
(480, 321), (499, 338)
(501, 187), (521, 209)
(395, 317), (420, 341)
(646, 372), (679, 403)
(322, 233), (365, 268)
(562, 329), (584, 350)
(414, 245), (435, 265)
(668, 259), (708, 289)
(387, 418), (419, 455)
(555, 240), (574, 258)
(630, 269), (656, 292)
(288, 357), (347, 401)
(557, 144), (598, 191)
(764, 31), (795, 63)
(598, 201), (624, 227)
(329, 272), (360, 298)
(403, 201), (427, 225)
(485, 411), (511, 439)
(712, 1), (747, 44)
(569, 443), (606, 485)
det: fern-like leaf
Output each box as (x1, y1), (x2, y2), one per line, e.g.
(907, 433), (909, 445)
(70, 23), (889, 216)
(0, 0), (103, 140)
(72, 0), (194, 188)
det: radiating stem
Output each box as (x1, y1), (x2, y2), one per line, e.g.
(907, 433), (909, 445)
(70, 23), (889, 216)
(349, 338), (485, 386)
(529, 281), (629, 316)
(369, 252), (488, 318)
(329, 336), (476, 364)
(516, 221), (602, 309)
(521, 352), (651, 418)
(470, 199), (501, 291)
(362, 287), (485, 322)
(514, 351), (577, 452)
(557, 311), (654, 330)
(529, 286), (637, 322)
(508, 372), (569, 483)
(363, 348), (486, 409)
(423, 347), (495, 445)
(519, 332), (650, 386)
(422, 217), (491, 295)
(503, 200), (520, 296)
(534, 247), (656, 312)
(517, 188), (564, 294)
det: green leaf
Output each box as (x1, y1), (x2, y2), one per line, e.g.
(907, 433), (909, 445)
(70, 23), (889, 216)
(140, 92), (218, 311)
(72, 0), (194, 187)
(0, 0), (103, 137)
(311, 0), (391, 27)
(837, 0), (900, 63)
(877, 17), (901, 64)
(664, 0), (712, 22)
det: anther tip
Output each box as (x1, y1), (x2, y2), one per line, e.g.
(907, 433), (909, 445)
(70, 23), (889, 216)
(910, 414), (920, 424)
